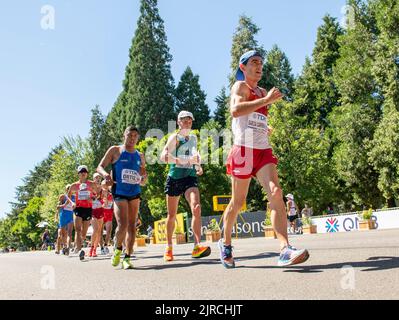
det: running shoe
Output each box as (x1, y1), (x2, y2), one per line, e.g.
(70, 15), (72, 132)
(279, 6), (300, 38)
(111, 248), (122, 267)
(55, 251), (60, 255)
(91, 247), (97, 258)
(104, 247), (110, 255)
(278, 245), (309, 267)
(79, 249), (85, 261)
(122, 257), (133, 270)
(100, 247), (106, 255)
(218, 239), (235, 269)
(164, 247), (173, 262)
(64, 247), (69, 256)
(192, 245), (211, 258)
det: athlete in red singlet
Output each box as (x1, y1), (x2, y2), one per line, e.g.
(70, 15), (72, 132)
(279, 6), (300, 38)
(68, 165), (96, 261)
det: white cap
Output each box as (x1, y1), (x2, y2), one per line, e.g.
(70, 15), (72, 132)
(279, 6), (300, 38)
(77, 165), (88, 173)
(286, 193), (294, 200)
(93, 173), (101, 179)
(178, 110), (195, 120)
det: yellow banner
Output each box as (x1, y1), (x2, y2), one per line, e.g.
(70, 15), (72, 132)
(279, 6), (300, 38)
(154, 213), (185, 244)
(213, 195), (247, 212)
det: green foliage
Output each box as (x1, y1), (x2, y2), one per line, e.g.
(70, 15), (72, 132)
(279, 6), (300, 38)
(259, 45), (295, 101)
(264, 212), (272, 227)
(147, 198), (167, 222)
(0, 217), (20, 249)
(175, 66), (210, 129)
(229, 15), (266, 88)
(89, 105), (112, 169)
(358, 208), (373, 220)
(207, 218), (221, 231)
(40, 136), (93, 225)
(11, 197), (44, 249)
(294, 15), (343, 129)
(269, 101), (337, 213)
(107, 0), (175, 136)
(302, 217), (314, 227)
(213, 87), (229, 128)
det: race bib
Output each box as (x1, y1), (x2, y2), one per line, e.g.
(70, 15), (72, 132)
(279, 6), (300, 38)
(78, 191), (90, 201)
(104, 202), (113, 210)
(64, 202), (74, 211)
(247, 112), (268, 133)
(121, 169), (141, 185)
(176, 155), (193, 169)
(92, 199), (102, 209)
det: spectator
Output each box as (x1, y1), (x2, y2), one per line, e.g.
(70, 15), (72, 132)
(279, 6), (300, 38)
(41, 228), (51, 250)
(301, 204), (313, 218)
(327, 205), (335, 215)
(147, 225), (154, 238)
(286, 194), (299, 234)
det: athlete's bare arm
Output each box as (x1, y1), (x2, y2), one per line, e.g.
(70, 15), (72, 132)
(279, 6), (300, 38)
(160, 133), (184, 165)
(97, 146), (120, 185)
(56, 194), (65, 209)
(139, 152), (148, 186)
(68, 183), (78, 200)
(230, 82), (283, 118)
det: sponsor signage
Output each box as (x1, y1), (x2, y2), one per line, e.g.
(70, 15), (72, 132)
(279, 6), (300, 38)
(187, 211), (267, 242)
(312, 209), (399, 233)
(154, 213), (185, 244)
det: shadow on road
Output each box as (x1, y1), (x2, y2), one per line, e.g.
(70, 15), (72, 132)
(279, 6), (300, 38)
(239, 256), (399, 273)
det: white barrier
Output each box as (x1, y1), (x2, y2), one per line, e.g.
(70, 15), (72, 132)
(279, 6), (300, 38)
(311, 209), (399, 233)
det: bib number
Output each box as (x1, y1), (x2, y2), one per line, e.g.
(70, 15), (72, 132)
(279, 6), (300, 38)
(247, 112), (268, 133)
(78, 191), (90, 201)
(121, 169), (141, 185)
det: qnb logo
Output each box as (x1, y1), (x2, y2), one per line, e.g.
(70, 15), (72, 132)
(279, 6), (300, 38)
(326, 218), (339, 233)
(40, 5), (55, 30)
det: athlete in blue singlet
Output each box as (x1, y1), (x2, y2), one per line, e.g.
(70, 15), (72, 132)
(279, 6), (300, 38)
(97, 126), (147, 270)
(55, 185), (75, 255)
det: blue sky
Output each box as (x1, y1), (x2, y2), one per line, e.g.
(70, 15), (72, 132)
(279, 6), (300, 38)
(0, 0), (347, 218)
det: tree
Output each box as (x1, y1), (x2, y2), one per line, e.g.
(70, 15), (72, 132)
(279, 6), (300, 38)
(175, 67), (210, 129)
(8, 146), (61, 221)
(229, 15), (265, 88)
(269, 101), (337, 214)
(89, 105), (112, 169)
(368, 0), (399, 206)
(225, 15), (266, 133)
(259, 45), (295, 101)
(0, 217), (20, 249)
(294, 15), (344, 129)
(107, 0), (175, 137)
(330, 0), (384, 209)
(40, 136), (93, 225)
(213, 87), (229, 128)
(12, 197), (44, 249)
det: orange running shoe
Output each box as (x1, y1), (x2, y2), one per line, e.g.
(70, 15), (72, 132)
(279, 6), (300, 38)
(164, 247), (173, 262)
(192, 245), (211, 258)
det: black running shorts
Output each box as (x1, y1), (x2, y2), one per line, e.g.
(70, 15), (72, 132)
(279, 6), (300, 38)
(164, 176), (198, 197)
(74, 207), (92, 221)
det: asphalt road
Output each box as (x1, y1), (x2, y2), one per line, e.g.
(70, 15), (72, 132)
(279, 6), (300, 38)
(1, 229), (398, 300)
